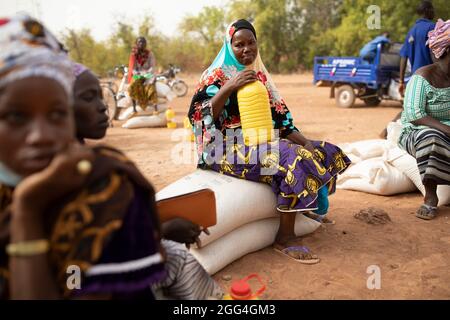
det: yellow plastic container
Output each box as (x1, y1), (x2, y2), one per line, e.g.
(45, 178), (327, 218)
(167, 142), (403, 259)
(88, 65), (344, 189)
(237, 81), (273, 146)
(165, 107), (177, 129)
(183, 117), (195, 142)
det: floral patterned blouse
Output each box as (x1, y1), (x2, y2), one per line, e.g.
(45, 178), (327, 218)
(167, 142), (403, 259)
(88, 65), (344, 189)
(188, 67), (299, 166)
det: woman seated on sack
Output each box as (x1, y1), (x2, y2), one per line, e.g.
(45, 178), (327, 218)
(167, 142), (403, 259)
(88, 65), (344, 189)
(127, 37), (158, 111)
(398, 19), (450, 220)
(188, 19), (351, 264)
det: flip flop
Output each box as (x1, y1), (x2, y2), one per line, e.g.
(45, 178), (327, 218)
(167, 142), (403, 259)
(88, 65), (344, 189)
(303, 212), (336, 225)
(273, 245), (320, 265)
(416, 204), (437, 220)
(319, 216), (336, 225)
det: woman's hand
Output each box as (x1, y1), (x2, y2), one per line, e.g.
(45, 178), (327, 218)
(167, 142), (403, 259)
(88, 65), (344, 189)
(412, 117), (450, 138)
(443, 125), (450, 138)
(162, 218), (210, 248)
(8, 144), (94, 300)
(287, 131), (315, 153)
(211, 70), (258, 120)
(12, 143), (94, 216)
(225, 70), (257, 92)
(303, 140), (315, 154)
(398, 82), (405, 97)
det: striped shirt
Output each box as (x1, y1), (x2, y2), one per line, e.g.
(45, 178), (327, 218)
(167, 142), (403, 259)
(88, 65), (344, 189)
(400, 74), (450, 135)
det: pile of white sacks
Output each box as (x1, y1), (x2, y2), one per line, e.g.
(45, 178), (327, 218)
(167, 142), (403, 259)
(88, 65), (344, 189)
(155, 121), (449, 274)
(120, 82), (176, 129)
(337, 120), (450, 206)
(156, 170), (320, 275)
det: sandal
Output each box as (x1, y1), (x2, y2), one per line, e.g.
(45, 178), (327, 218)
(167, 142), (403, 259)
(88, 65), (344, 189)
(273, 245), (320, 265)
(319, 216), (336, 225)
(303, 212), (336, 225)
(415, 204), (437, 220)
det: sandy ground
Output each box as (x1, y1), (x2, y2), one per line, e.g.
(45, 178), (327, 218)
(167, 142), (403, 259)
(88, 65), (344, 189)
(99, 73), (450, 300)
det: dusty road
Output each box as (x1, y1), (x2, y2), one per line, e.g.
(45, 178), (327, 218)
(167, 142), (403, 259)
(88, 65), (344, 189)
(100, 73), (450, 299)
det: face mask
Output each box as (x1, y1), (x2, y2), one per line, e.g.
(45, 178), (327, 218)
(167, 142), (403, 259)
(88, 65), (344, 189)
(0, 162), (23, 187)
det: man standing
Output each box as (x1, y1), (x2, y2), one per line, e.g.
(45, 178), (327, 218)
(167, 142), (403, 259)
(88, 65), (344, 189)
(398, 0), (435, 96)
(360, 32), (390, 63)
(380, 1), (436, 138)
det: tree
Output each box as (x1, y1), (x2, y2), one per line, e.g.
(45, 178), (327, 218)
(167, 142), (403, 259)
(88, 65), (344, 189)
(310, 0), (450, 59)
(60, 1), (450, 75)
(179, 6), (227, 66)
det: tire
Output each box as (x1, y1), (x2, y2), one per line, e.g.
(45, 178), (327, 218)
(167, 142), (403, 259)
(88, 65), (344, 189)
(363, 97), (381, 106)
(171, 80), (188, 97)
(335, 85), (356, 108)
(102, 86), (119, 121)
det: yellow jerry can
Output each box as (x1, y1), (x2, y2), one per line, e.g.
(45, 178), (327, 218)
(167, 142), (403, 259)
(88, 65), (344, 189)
(237, 81), (273, 146)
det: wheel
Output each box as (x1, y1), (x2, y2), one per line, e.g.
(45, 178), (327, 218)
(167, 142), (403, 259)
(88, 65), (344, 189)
(110, 81), (119, 94)
(101, 86), (118, 121)
(363, 97), (381, 106)
(335, 85), (356, 108)
(171, 80), (188, 97)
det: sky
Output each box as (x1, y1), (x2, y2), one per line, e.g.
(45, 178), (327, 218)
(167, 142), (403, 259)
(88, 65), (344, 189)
(1, 0), (228, 40)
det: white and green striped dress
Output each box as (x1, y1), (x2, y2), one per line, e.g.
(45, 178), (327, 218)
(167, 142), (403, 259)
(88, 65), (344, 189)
(398, 74), (450, 185)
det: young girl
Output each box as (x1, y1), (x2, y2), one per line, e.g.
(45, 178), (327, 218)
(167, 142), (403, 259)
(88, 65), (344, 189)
(0, 15), (166, 299)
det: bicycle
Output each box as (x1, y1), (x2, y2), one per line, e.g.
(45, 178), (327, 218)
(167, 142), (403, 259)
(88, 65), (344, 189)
(156, 65), (188, 97)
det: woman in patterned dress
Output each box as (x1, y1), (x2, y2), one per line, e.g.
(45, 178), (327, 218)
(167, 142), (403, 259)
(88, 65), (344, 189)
(188, 19), (351, 263)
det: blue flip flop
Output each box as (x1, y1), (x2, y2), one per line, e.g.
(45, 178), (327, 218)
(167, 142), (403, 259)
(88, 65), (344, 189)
(416, 204), (437, 220)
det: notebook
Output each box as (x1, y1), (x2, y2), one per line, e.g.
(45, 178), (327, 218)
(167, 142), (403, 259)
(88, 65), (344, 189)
(156, 188), (217, 228)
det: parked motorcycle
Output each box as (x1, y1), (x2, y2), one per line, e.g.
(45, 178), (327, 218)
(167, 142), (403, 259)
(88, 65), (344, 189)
(156, 65), (188, 97)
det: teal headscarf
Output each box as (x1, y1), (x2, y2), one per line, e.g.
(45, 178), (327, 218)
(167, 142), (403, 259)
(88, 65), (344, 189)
(205, 38), (246, 77)
(203, 19), (258, 79)
(198, 19), (285, 108)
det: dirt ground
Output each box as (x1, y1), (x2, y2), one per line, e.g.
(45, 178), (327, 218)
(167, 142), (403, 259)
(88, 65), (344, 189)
(99, 73), (450, 300)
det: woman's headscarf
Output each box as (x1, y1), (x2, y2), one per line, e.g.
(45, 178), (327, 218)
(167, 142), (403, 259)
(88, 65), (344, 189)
(0, 14), (74, 187)
(427, 19), (450, 59)
(197, 19), (286, 111)
(0, 15), (74, 95)
(73, 62), (89, 78)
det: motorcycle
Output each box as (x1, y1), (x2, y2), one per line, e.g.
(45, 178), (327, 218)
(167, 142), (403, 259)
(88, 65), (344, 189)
(156, 65), (188, 97)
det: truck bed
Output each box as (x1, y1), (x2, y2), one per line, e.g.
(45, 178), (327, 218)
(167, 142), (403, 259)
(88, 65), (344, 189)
(314, 57), (379, 88)
(313, 43), (402, 89)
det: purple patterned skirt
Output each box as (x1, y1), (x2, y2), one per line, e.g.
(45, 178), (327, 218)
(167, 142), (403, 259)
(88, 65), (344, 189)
(205, 139), (351, 212)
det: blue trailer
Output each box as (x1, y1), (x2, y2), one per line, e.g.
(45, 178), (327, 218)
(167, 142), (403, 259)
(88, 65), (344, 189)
(313, 43), (406, 108)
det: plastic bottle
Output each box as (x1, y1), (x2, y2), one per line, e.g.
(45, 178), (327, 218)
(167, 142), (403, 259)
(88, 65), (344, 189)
(165, 107), (177, 129)
(223, 274), (266, 300)
(183, 117), (195, 142)
(237, 81), (273, 146)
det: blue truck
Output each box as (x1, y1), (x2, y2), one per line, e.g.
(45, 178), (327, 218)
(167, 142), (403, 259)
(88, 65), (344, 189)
(313, 43), (407, 108)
